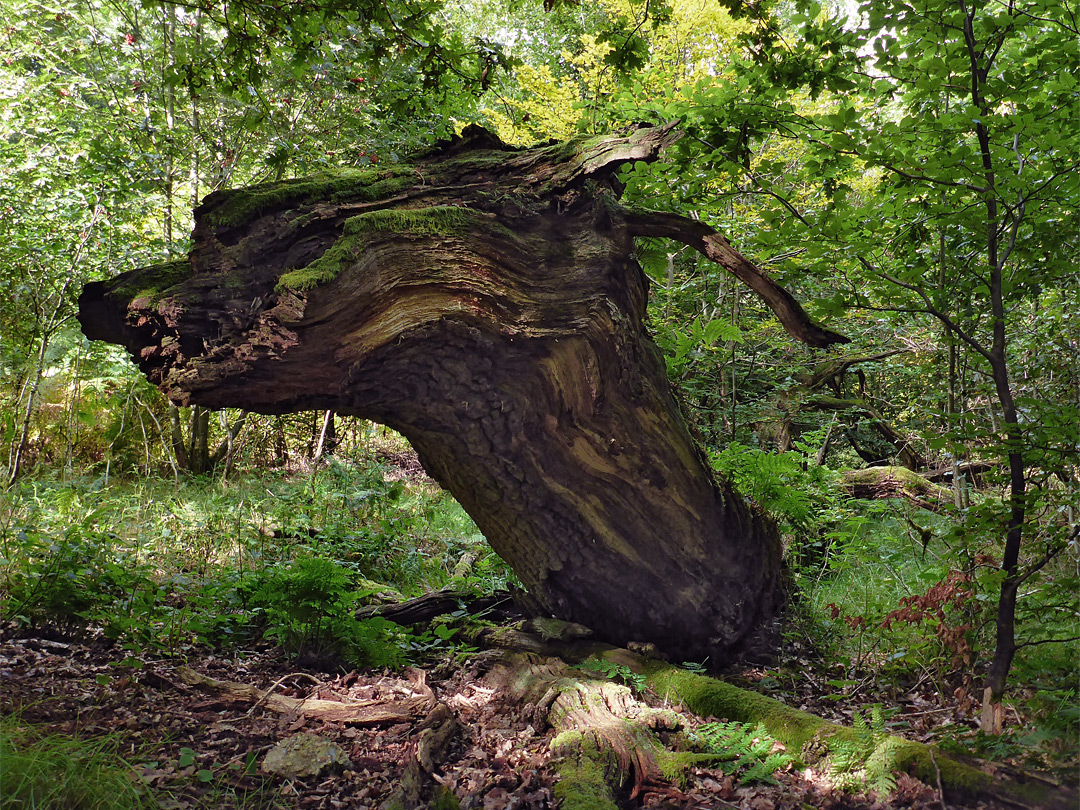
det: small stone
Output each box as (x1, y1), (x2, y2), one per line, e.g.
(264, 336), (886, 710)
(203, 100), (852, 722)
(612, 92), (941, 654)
(262, 733), (350, 779)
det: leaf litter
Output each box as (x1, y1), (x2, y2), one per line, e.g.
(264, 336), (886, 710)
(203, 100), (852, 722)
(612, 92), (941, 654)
(0, 627), (1046, 809)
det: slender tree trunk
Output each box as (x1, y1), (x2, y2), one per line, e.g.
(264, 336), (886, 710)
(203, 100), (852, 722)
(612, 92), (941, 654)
(980, 353), (1026, 734)
(8, 334), (52, 486)
(168, 404), (190, 469)
(314, 410), (336, 460)
(959, 4), (1031, 729)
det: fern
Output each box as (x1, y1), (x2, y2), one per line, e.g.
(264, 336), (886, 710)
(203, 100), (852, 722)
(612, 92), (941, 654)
(826, 705), (898, 796)
(689, 721), (793, 785)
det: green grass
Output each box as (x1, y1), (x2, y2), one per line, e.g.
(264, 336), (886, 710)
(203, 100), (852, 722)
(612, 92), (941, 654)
(0, 717), (155, 810)
(0, 435), (512, 661)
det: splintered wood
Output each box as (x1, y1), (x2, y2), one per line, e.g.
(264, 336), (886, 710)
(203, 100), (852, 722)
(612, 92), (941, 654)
(176, 665), (434, 725)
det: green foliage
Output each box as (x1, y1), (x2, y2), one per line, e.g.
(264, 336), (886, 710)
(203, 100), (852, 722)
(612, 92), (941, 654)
(248, 555), (410, 669)
(579, 659), (647, 693)
(0, 447), (507, 667)
(0, 716), (155, 810)
(825, 706), (898, 796)
(687, 720), (793, 785)
(710, 441), (836, 533)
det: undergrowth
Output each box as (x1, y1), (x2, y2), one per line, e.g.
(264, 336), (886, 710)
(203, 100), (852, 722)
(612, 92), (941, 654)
(687, 720), (794, 785)
(0, 451), (510, 669)
(825, 705), (898, 796)
(0, 716), (155, 810)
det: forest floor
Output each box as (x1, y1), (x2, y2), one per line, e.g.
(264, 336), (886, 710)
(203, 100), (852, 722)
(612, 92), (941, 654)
(1, 625), (1062, 810)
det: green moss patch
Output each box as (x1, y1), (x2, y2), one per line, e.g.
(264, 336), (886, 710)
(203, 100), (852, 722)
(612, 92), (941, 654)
(645, 666), (825, 753)
(551, 733), (619, 810)
(644, 663), (997, 797)
(202, 167), (416, 228)
(275, 205), (493, 293)
(112, 260), (192, 304)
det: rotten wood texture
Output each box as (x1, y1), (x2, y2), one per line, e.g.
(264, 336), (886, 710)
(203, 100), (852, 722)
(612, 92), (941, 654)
(486, 652), (679, 805)
(806, 396), (926, 470)
(480, 624), (1077, 810)
(842, 466), (954, 513)
(176, 666), (434, 725)
(78, 124), (847, 663)
(756, 351), (927, 470)
(354, 587), (518, 624)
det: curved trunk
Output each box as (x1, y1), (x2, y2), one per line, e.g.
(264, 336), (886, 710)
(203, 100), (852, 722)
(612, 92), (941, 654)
(77, 125), (846, 662)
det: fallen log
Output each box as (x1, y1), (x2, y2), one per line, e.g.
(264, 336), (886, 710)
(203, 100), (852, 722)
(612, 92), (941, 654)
(354, 587), (519, 624)
(843, 465), (954, 512)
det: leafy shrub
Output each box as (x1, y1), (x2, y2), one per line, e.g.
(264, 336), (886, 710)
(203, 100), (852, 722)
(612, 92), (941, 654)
(248, 555), (411, 669)
(0, 525), (143, 630)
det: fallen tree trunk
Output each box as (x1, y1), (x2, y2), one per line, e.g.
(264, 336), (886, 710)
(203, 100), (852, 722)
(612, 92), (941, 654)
(354, 586), (516, 624)
(843, 466), (954, 513)
(78, 124), (847, 663)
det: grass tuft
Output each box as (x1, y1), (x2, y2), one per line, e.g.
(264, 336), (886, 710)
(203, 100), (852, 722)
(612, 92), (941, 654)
(0, 717), (155, 810)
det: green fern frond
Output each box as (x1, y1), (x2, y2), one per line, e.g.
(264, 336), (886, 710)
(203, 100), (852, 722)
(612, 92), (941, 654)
(690, 721), (793, 785)
(825, 706), (898, 797)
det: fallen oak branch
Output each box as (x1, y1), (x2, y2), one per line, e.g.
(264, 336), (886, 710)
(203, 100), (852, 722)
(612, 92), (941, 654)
(843, 466), (955, 512)
(176, 666), (434, 725)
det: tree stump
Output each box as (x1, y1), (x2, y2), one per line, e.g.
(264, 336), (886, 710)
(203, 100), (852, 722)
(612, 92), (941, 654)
(78, 124), (846, 662)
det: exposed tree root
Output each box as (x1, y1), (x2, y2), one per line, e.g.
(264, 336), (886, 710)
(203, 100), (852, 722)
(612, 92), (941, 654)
(617, 650), (1073, 810)
(485, 652), (684, 809)
(466, 622), (1074, 810)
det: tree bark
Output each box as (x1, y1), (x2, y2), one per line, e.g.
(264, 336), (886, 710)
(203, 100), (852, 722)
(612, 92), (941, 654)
(77, 124), (846, 662)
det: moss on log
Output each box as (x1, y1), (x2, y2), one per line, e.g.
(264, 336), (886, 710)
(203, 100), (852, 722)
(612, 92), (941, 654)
(843, 466), (954, 512)
(632, 660), (1071, 808)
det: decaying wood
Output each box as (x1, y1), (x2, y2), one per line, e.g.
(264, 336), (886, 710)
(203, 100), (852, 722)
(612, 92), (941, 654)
(923, 459), (998, 483)
(843, 466), (954, 512)
(758, 351), (927, 469)
(355, 586), (517, 624)
(806, 396), (927, 470)
(78, 124), (849, 663)
(485, 652), (679, 808)
(176, 666), (434, 724)
(476, 622), (1076, 810)
(380, 702), (459, 810)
